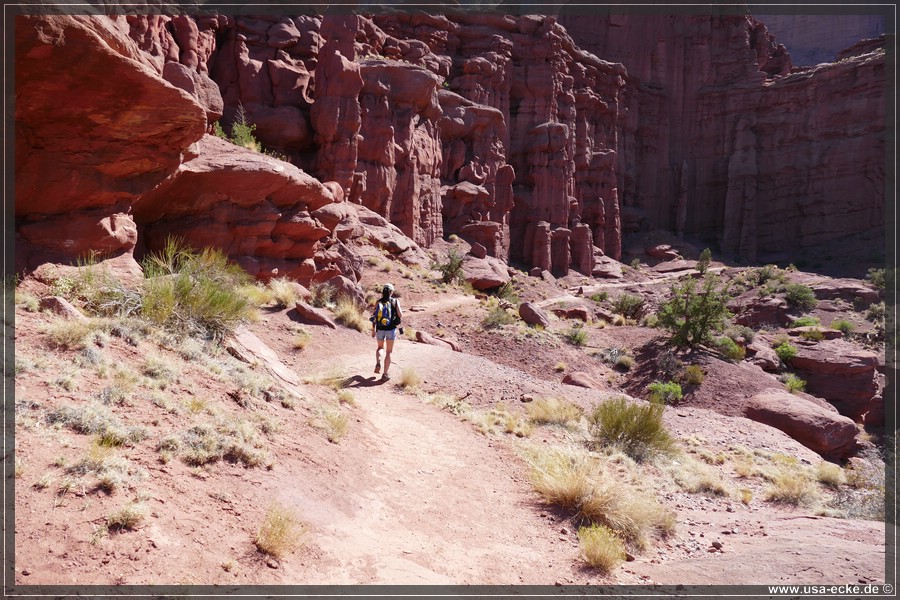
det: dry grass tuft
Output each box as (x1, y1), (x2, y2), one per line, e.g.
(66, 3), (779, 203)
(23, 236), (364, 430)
(578, 524), (626, 573)
(765, 469), (819, 506)
(816, 461), (846, 487)
(107, 503), (146, 531)
(322, 409), (348, 443)
(254, 502), (306, 559)
(398, 367), (422, 391)
(333, 297), (369, 332)
(526, 397), (583, 427)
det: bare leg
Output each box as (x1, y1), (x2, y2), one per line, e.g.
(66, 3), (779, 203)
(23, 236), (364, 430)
(383, 339), (395, 376)
(375, 339), (384, 373)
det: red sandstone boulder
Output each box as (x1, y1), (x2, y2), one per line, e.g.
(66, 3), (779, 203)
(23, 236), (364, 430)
(646, 244), (680, 260)
(745, 389), (858, 457)
(592, 255), (624, 279)
(549, 302), (593, 322)
(519, 303), (551, 328)
(324, 275), (365, 307)
(39, 297), (88, 322)
(291, 301), (338, 329)
(415, 330), (461, 352)
(746, 338), (780, 372)
(729, 293), (792, 328)
(652, 259), (698, 273)
(226, 326), (302, 386)
(789, 339), (881, 424)
(562, 372), (604, 390)
(461, 256), (511, 290)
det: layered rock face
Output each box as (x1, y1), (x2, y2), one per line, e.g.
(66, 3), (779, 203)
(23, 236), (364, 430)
(203, 12), (625, 276)
(16, 9), (885, 285)
(558, 11), (886, 269)
(15, 15), (207, 272)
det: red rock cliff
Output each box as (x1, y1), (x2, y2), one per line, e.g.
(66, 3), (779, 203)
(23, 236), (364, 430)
(558, 10), (885, 269)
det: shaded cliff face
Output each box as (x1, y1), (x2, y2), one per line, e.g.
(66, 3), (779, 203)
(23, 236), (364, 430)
(557, 10), (886, 271)
(752, 14), (886, 66)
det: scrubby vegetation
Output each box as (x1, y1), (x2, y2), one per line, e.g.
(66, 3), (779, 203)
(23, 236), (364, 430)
(656, 275), (731, 348)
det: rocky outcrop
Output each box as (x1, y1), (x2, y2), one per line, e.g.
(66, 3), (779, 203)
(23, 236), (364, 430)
(789, 339), (882, 425)
(519, 302), (551, 328)
(745, 389), (858, 458)
(15, 15), (206, 272)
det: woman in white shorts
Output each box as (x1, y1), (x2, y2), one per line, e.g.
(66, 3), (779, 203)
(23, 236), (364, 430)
(372, 283), (402, 381)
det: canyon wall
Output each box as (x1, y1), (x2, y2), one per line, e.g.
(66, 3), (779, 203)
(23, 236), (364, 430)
(557, 9), (886, 269)
(14, 8), (886, 283)
(752, 14), (886, 66)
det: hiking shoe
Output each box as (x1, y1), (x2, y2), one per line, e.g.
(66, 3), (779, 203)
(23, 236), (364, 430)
(381, 373), (391, 381)
(374, 360), (381, 374)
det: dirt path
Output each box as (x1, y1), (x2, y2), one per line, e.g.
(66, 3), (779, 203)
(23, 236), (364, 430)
(271, 341), (588, 585)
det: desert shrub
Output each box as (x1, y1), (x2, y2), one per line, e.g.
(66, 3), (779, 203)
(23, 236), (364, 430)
(589, 292), (609, 303)
(790, 316), (821, 327)
(578, 524), (626, 573)
(725, 325), (755, 344)
(784, 283), (817, 312)
(493, 280), (519, 303)
(655, 350), (683, 379)
(799, 329), (824, 342)
(782, 373), (806, 394)
(817, 462), (847, 487)
(775, 342), (798, 364)
(657, 275), (731, 348)
(254, 502), (306, 558)
(333, 297), (368, 333)
(865, 301), (885, 322)
(680, 365), (705, 386)
(432, 248), (465, 284)
(696, 248), (711, 274)
(647, 381), (683, 405)
(587, 397), (674, 462)
(308, 282), (335, 308)
(107, 503), (146, 531)
(830, 319), (855, 334)
(715, 336), (745, 362)
(866, 267), (886, 291)
(615, 355), (635, 371)
(765, 470), (818, 505)
(563, 323), (588, 347)
(45, 320), (97, 350)
(612, 294), (645, 320)
(482, 305), (516, 329)
(141, 238), (252, 339)
(526, 397), (583, 427)
(630, 258), (642, 270)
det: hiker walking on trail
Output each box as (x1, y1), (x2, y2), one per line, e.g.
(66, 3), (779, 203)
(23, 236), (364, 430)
(371, 283), (402, 381)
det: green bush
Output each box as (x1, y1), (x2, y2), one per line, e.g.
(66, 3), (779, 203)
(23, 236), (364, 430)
(563, 324), (588, 347)
(784, 283), (817, 313)
(696, 248), (711, 275)
(782, 373), (806, 394)
(680, 365), (705, 386)
(725, 325), (755, 344)
(715, 336), (745, 362)
(866, 267), (886, 291)
(141, 238), (253, 339)
(775, 342), (798, 364)
(866, 302), (885, 323)
(432, 248), (465, 284)
(589, 292), (609, 303)
(790, 316), (821, 328)
(647, 381), (683, 405)
(831, 319), (855, 334)
(656, 275), (731, 348)
(612, 294), (645, 320)
(587, 397), (675, 462)
(482, 305), (516, 329)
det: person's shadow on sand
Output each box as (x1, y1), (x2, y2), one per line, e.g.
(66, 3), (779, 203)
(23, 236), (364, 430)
(343, 375), (390, 388)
